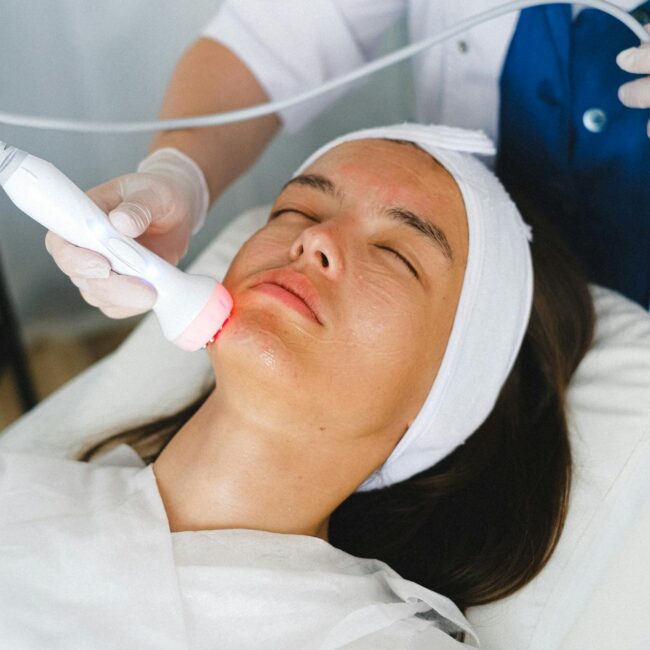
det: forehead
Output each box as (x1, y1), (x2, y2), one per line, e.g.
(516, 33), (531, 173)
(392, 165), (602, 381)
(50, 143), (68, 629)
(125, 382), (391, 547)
(308, 138), (444, 169)
(303, 138), (458, 201)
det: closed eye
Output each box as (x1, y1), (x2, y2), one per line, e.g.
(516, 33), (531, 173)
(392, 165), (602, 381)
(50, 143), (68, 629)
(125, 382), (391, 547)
(268, 208), (419, 278)
(268, 208), (315, 223)
(376, 246), (418, 278)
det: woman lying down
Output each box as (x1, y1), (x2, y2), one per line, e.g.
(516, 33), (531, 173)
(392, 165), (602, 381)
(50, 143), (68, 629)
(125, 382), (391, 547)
(0, 124), (595, 649)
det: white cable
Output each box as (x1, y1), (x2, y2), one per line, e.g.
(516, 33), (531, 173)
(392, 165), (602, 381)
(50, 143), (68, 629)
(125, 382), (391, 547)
(0, 0), (647, 134)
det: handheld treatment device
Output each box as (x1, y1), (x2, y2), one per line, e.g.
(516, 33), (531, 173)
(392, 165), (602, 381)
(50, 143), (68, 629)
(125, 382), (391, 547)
(0, 141), (233, 351)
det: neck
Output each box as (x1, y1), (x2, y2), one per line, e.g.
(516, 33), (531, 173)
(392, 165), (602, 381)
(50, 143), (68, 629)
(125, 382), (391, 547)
(151, 388), (381, 542)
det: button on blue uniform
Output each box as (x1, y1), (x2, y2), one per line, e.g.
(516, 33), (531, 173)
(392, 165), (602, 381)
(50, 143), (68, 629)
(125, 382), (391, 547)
(582, 107), (607, 132)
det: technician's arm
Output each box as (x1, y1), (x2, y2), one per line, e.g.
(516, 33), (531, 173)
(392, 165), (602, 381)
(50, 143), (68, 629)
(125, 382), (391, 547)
(44, 38), (281, 319)
(147, 37), (281, 206)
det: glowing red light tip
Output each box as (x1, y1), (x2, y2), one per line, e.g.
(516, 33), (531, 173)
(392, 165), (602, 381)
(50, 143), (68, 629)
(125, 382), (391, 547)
(204, 313), (232, 348)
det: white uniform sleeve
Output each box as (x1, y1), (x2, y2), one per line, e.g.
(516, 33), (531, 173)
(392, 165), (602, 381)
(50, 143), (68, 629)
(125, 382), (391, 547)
(200, 0), (406, 133)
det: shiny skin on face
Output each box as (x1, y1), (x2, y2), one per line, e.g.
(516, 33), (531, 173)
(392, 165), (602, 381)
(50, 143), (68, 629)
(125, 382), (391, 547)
(211, 139), (468, 446)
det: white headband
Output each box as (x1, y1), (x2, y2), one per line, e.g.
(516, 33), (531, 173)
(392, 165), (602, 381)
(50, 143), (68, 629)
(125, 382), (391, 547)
(293, 123), (534, 492)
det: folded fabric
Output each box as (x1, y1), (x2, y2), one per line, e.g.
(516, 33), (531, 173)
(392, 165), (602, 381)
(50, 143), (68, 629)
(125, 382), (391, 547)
(0, 447), (479, 649)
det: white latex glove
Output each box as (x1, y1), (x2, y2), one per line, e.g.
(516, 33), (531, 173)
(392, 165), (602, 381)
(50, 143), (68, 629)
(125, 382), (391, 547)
(617, 24), (650, 137)
(44, 147), (210, 318)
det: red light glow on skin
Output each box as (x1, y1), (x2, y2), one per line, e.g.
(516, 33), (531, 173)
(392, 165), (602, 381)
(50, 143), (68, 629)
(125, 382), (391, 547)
(205, 309), (235, 348)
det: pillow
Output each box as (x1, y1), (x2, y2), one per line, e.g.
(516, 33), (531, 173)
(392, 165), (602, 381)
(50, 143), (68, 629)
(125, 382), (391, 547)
(467, 281), (650, 649)
(1, 204), (649, 649)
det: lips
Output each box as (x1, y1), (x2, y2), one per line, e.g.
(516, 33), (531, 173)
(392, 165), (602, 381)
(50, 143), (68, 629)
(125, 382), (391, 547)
(251, 268), (324, 325)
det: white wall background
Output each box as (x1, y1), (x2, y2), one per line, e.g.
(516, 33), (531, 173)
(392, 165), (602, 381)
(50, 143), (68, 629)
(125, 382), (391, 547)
(0, 1), (414, 342)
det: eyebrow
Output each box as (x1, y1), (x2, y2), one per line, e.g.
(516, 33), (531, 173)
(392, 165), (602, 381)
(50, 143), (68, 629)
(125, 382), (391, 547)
(281, 174), (454, 263)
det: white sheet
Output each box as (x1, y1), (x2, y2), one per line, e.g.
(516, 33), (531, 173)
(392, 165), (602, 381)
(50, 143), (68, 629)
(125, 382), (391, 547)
(0, 446), (479, 649)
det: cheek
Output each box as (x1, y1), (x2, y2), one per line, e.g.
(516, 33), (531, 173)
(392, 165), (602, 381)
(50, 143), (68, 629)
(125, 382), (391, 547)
(342, 279), (437, 426)
(353, 270), (457, 392)
(345, 266), (426, 358)
(221, 230), (282, 290)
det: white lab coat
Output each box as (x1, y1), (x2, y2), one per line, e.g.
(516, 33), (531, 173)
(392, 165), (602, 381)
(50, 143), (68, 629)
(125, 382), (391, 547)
(0, 445), (479, 649)
(201, 0), (639, 143)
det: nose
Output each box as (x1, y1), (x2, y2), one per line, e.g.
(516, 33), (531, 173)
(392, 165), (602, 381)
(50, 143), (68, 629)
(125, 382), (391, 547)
(288, 221), (342, 275)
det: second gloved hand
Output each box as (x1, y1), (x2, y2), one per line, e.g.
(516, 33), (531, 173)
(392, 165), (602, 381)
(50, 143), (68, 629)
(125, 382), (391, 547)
(44, 147), (210, 318)
(617, 24), (650, 137)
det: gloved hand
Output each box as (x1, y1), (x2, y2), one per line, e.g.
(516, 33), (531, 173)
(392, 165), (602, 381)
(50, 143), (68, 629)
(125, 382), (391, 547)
(617, 24), (650, 137)
(44, 147), (210, 318)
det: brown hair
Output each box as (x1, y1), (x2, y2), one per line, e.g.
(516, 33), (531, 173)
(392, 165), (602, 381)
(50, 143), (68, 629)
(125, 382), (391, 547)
(78, 195), (594, 613)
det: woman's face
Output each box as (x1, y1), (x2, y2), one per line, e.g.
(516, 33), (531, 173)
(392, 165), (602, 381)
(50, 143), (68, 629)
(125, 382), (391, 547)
(209, 139), (468, 456)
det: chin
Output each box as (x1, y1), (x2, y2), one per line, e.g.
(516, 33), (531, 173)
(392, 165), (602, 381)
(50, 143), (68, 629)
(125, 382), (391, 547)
(207, 309), (293, 376)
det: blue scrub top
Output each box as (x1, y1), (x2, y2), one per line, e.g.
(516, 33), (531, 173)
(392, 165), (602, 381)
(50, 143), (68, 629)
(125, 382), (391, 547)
(497, 2), (650, 311)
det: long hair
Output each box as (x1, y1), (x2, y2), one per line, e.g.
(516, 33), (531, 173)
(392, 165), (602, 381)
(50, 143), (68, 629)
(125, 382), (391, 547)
(77, 199), (595, 612)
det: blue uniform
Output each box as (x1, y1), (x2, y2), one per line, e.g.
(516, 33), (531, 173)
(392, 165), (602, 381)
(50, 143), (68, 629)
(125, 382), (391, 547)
(497, 2), (650, 311)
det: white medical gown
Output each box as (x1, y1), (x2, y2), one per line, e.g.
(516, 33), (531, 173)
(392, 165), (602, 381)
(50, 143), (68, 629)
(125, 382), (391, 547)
(0, 445), (479, 649)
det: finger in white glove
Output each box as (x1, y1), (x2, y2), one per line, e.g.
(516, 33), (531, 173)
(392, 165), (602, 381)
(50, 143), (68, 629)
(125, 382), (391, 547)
(137, 148), (210, 235)
(108, 200), (154, 239)
(70, 272), (157, 316)
(44, 230), (111, 279)
(616, 25), (650, 136)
